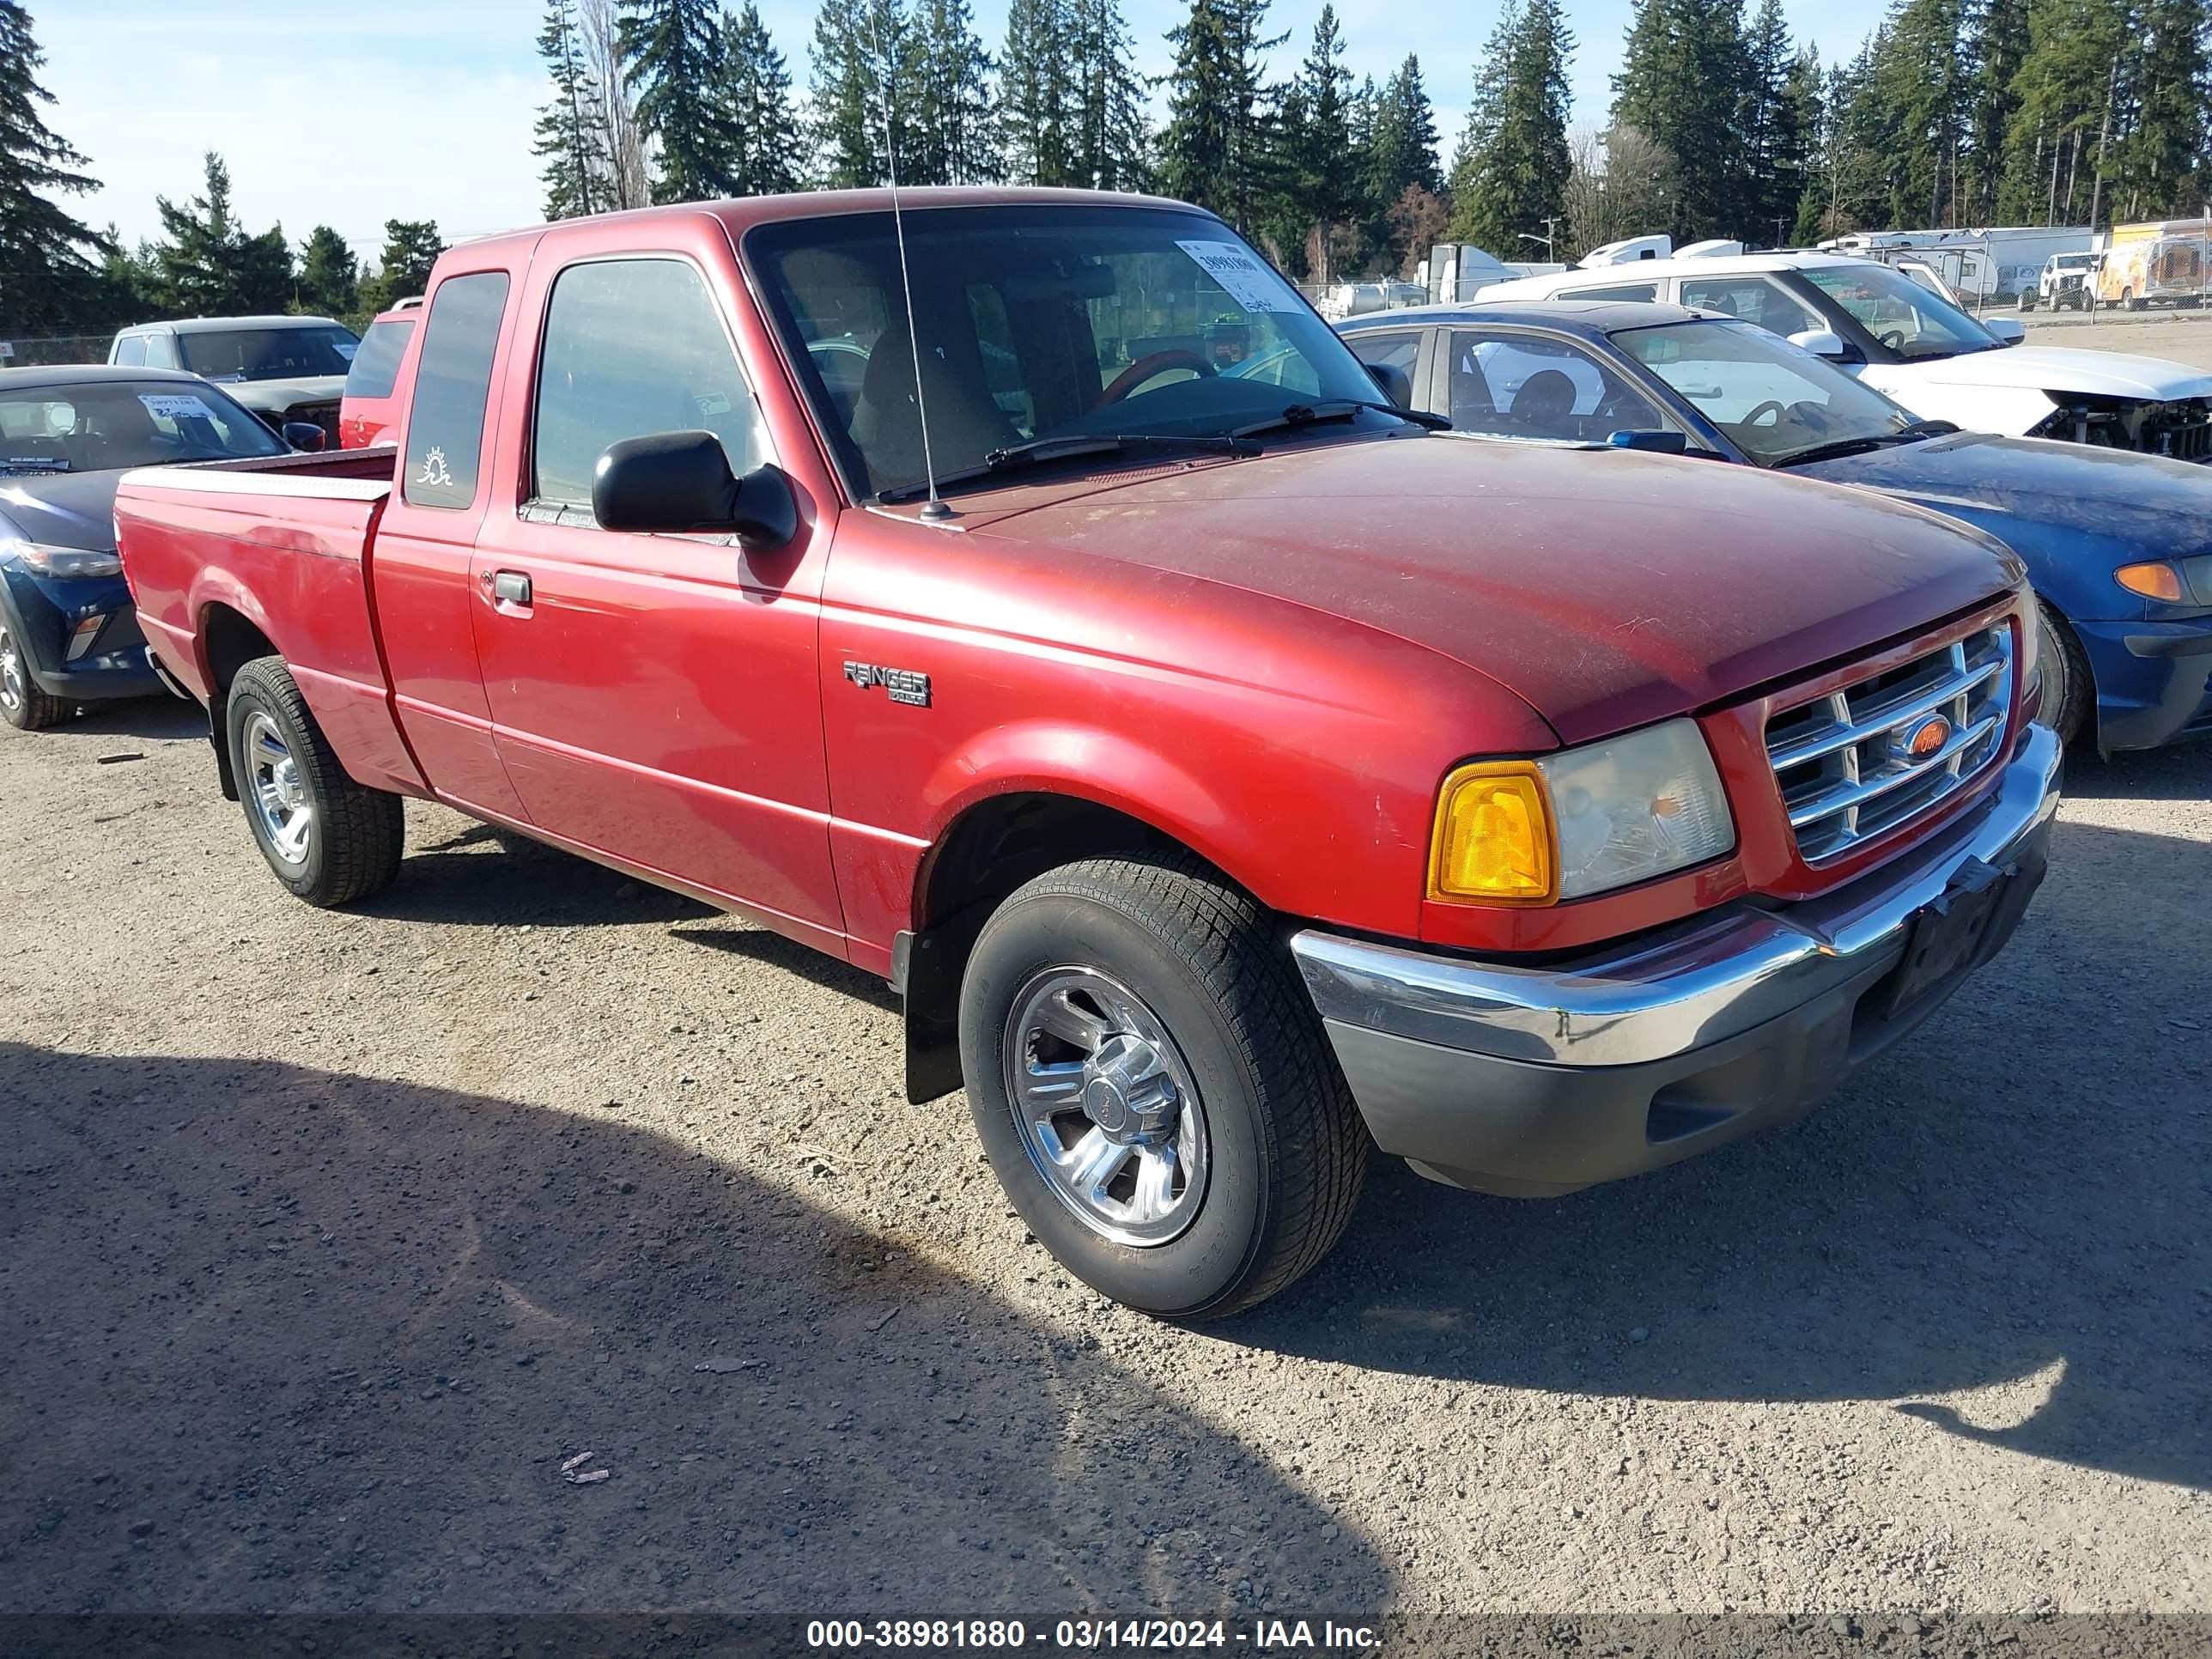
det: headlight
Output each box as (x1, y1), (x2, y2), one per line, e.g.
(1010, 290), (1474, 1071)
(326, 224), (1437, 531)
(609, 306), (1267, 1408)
(1430, 719), (1735, 906)
(2, 537), (123, 580)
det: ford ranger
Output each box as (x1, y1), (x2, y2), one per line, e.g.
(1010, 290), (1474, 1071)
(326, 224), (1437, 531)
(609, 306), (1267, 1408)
(115, 189), (2062, 1319)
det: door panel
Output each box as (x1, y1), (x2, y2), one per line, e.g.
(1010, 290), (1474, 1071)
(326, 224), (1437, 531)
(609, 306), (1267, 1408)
(471, 250), (842, 941)
(374, 265), (531, 822)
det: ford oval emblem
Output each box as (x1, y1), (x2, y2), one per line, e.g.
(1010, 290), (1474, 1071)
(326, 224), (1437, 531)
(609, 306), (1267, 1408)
(1902, 714), (1952, 760)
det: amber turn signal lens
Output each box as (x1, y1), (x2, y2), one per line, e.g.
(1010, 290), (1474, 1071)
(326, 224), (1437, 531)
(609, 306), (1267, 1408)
(1428, 762), (1556, 905)
(2115, 561), (2186, 602)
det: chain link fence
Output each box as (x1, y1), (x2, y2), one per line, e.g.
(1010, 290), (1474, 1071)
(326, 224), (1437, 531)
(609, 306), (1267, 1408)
(0, 333), (112, 368)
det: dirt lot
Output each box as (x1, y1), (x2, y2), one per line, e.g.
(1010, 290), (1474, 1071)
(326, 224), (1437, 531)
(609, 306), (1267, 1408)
(3, 698), (2209, 1621)
(2022, 307), (2212, 370)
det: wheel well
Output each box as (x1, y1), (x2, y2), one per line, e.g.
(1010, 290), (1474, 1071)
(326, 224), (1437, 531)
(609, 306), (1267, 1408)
(199, 604), (277, 800)
(900, 793), (1199, 1103)
(201, 604), (276, 694)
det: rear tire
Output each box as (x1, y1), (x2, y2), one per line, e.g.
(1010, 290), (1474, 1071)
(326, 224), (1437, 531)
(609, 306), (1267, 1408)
(0, 623), (69, 731)
(225, 654), (404, 906)
(2036, 600), (2093, 749)
(958, 853), (1367, 1321)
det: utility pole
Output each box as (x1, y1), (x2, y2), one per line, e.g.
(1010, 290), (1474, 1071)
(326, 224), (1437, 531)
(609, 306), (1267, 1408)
(1518, 217), (1562, 261)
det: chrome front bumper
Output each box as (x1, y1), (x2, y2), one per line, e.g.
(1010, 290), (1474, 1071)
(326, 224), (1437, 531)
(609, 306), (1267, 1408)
(1291, 723), (2063, 1196)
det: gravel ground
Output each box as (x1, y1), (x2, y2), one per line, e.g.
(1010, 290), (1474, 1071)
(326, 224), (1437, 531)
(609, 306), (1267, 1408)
(3, 698), (2209, 1620)
(2021, 309), (2212, 368)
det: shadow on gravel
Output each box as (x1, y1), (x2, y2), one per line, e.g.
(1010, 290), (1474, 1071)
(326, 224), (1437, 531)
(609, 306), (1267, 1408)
(672, 923), (902, 1013)
(12, 696), (208, 743)
(357, 824), (716, 930)
(2061, 736), (2212, 802)
(0, 1042), (1383, 1614)
(1230, 813), (2212, 1494)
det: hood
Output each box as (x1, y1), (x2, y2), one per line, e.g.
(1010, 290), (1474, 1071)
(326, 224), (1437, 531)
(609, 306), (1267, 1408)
(1903, 344), (2212, 400)
(0, 469), (124, 553)
(962, 435), (2018, 743)
(1790, 431), (2212, 558)
(218, 374), (347, 413)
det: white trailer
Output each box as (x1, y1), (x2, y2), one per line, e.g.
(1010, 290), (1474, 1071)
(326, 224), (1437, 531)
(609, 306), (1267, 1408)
(1820, 228), (2094, 306)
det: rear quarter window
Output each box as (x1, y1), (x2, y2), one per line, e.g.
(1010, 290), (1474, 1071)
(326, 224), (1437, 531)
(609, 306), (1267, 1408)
(346, 319), (416, 402)
(404, 273), (510, 510)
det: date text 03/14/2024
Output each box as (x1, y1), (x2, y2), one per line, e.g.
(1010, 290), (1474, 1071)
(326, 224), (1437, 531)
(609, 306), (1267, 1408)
(805, 1620), (1383, 1651)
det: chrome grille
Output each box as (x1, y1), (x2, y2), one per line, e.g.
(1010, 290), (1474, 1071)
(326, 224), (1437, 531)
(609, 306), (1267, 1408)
(1765, 624), (2013, 865)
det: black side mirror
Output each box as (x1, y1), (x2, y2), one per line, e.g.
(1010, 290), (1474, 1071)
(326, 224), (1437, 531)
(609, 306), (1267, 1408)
(1365, 361), (1414, 408)
(1606, 428), (1688, 454)
(592, 430), (798, 548)
(282, 421), (326, 453)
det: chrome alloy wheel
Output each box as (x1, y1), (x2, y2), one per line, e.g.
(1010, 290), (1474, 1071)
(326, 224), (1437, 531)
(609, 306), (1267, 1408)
(0, 627), (23, 714)
(244, 709), (313, 865)
(1004, 967), (1210, 1247)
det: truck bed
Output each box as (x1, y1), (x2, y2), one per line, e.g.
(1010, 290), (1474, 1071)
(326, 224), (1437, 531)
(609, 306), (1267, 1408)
(116, 447), (426, 796)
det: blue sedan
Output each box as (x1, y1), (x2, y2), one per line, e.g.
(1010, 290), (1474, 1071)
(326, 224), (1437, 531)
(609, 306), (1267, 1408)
(2, 365), (298, 731)
(1339, 301), (2212, 752)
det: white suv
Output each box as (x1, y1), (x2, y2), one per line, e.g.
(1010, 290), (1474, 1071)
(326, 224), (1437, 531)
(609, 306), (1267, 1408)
(1479, 249), (2212, 459)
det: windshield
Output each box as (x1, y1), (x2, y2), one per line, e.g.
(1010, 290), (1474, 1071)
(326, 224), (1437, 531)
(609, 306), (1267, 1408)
(1613, 319), (1919, 465)
(345, 318), (415, 400)
(177, 324), (360, 382)
(747, 204), (1386, 500)
(2054, 254), (2097, 270)
(1802, 264), (2001, 360)
(0, 379), (287, 475)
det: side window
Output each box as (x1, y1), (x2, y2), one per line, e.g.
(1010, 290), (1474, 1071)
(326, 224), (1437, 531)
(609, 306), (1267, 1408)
(143, 334), (177, 369)
(1444, 330), (1665, 441)
(1562, 283), (1658, 302)
(1343, 330), (1422, 404)
(404, 271), (510, 510)
(1678, 276), (1820, 337)
(532, 258), (757, 507)
(112, 336), (147, 368)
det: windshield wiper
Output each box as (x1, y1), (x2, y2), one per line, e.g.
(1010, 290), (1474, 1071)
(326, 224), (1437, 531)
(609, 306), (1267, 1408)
(874, 432), (1259, 504)
(1231, 398), (1450, 441)
(1776, 419), (1960, 468)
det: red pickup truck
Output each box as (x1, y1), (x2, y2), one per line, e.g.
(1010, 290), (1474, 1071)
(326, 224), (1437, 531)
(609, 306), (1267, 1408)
(117, 188), (2061, 1319)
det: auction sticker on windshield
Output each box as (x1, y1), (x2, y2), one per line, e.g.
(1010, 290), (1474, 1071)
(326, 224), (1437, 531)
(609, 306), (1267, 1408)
(139, 393), (217, 422)
(1176, 240), (1296, 313)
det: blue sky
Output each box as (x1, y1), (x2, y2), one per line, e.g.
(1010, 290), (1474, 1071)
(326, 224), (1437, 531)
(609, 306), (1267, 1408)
(37, 0), (1876, 260)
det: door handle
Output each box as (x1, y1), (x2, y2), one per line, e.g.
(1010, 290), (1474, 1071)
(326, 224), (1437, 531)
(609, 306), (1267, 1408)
(489, 570), (532, 607)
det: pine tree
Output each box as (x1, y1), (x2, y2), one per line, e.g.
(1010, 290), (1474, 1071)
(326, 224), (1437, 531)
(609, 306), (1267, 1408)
(1367, 54), (1443, 206)
(620, 0), (738, 201)
(1281, 6), (1359, 277)
(1447, 0), (1575, 258)
(908, 0), (996, 184)
(2002, 0), (2127, 224)
(1865, 0), (1969, 228)
(534, 0), (610, 218)
(1612, 0), (1756, 238)
(811, 0), (908, 187)
(295, 227), (358, 318)
(1739, 0), (1810, 246)
(720, 1), (803, 195)
(1070, 0), (1151, 190)
(2116, 0), (2209, 220)
(359, 220), (445, 316)
(999, 0), (1074, 185)
(152, 153), (294, 317)
(1966, 0), (2029, 221)
(0, 0), (109, 331)
(1158, 0), (1284, 234)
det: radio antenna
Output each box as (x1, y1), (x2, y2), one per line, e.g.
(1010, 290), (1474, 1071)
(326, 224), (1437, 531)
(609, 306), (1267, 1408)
(880, 84), (951, 522)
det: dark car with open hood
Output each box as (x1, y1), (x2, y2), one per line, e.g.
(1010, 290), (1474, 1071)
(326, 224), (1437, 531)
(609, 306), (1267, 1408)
(0, 365), (292, 730)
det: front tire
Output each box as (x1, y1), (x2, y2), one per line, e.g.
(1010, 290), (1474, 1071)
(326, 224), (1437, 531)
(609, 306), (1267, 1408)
(2036, 600), (2093, 748)
(225, 655), (404, 905)
(0, 623), (69, 731)
(958, 854), (1367, 1321)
